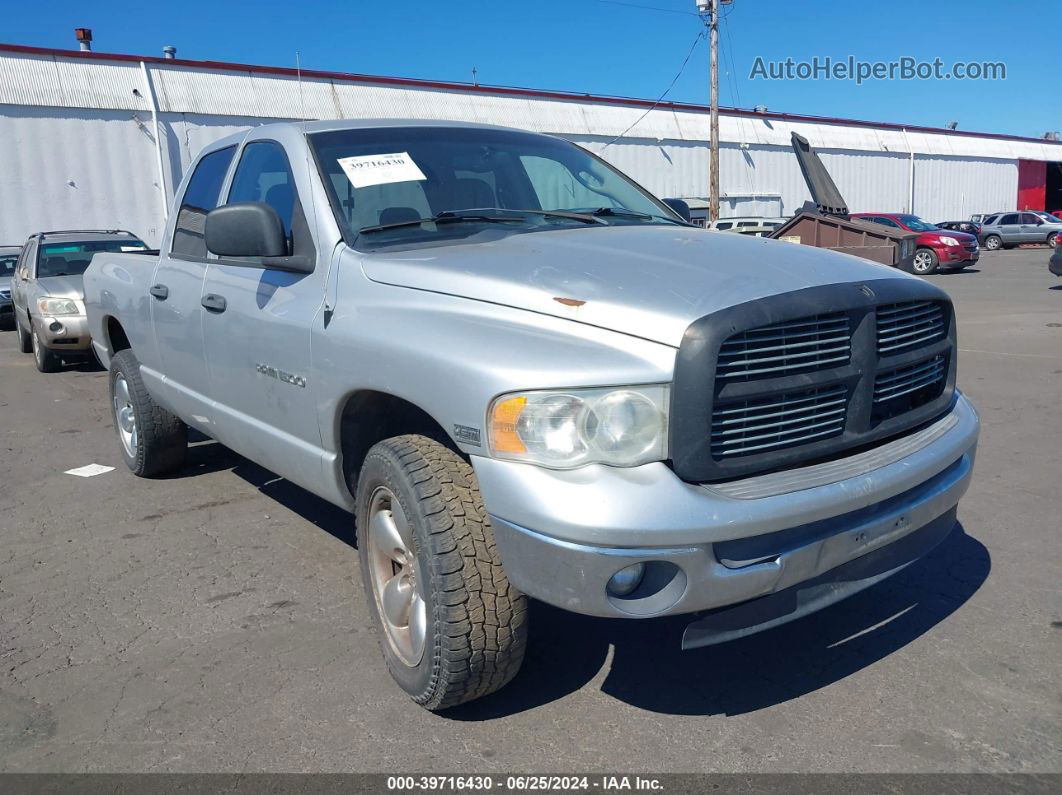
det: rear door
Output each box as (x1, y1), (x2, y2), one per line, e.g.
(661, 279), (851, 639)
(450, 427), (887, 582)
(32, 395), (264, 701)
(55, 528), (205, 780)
(199, 138), (326, 482)
(148, 144), (238, 428)
(997, 213), (1022, 243)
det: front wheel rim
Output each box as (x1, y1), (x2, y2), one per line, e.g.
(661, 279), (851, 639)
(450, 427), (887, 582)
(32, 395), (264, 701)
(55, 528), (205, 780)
(913, 252), (933, 273)
(32, 330), (43, 365)
(113, 374), (138, 458)
(367, 486), (427, 667)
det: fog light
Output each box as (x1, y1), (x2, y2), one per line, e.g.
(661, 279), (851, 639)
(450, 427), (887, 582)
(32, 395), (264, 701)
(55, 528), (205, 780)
(607, 562), (645, 597)
(49, 321), (65, 334)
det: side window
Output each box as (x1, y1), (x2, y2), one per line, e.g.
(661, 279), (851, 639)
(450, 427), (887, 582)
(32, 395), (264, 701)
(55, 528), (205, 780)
(1021, 213), (1041, 225)
(715, 221), (732, 230)
(227, 141), (300, 251)
(873, 217), (899, 228)
(999, 213), (1019, 225)
(19, 240), (37, 278)
(172, 146), (236, 259)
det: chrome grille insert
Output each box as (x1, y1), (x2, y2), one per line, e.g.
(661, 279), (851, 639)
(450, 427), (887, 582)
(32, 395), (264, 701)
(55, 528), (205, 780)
(711, 384), (847, 457)
(876, 301), (945, 354)
(874, 356), (946, 403)
(717, 312), (851, 380)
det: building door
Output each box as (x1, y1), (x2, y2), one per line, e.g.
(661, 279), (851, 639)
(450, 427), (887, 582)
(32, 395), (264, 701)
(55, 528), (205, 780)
(1017, 159), (1046, 211)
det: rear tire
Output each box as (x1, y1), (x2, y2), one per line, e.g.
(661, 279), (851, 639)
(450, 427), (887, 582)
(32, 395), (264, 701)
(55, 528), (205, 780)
(984, 235), (1002, 251)
(355, 434), (528, 711)
(911, 247), (939, 275)
(1047, 232), (1058, 248)
(31, 327), (62, 372)
(109, 349), (187, 477)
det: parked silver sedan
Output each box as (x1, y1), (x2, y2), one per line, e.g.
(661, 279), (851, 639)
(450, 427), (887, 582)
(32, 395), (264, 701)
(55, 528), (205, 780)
(979, 212), (1062, 251)
(10, 230), (147, 372)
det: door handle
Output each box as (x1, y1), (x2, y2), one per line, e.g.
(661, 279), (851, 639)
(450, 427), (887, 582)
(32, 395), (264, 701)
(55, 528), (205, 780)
(149, 283), (169, 300)
(201, 293), (227, 313)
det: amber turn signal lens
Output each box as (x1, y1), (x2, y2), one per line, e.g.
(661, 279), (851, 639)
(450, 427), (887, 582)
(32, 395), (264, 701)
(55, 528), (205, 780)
(490, 396), (527, 454)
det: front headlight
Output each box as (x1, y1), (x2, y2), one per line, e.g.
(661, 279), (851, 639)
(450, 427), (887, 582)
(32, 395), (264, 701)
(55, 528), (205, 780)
(488, 385), (669, 468)
(938, 236), (960, 247)
(37, 296), (82, 316)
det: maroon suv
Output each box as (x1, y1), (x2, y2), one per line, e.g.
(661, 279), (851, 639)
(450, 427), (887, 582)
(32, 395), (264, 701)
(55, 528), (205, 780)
(851, 213), (979, 275)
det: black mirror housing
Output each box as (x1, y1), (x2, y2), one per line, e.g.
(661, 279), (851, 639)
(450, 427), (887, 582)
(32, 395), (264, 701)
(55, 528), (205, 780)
(662, 198), (692, 224)
(206, 202), (288, 258)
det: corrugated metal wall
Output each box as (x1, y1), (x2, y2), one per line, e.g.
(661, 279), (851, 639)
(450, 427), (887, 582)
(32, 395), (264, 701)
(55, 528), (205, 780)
(0, 50), (1046, 245)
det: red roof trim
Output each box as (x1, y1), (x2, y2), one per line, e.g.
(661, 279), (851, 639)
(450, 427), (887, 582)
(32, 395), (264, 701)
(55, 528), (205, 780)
(2, 42), (1060, 149)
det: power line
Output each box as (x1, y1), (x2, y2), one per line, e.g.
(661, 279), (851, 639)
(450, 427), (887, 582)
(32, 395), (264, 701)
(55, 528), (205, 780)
(598, 0), (699, 16)
(721, 5), (741, 109)
(602, 26), (706, 148)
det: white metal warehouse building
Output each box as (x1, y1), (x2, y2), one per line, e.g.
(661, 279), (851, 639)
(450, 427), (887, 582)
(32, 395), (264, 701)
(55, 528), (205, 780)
(2, 42), (1061, 247)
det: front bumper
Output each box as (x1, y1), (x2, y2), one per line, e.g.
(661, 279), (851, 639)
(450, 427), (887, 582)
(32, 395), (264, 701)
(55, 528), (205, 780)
(477, 393), (978, 623)
(30, 313), (92, 351)
(939, 244), (979, 265)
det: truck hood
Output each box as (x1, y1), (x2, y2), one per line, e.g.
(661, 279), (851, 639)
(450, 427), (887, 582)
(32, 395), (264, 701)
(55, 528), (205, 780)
(361, 225), (910, 347)
(35, 274), (85, 300)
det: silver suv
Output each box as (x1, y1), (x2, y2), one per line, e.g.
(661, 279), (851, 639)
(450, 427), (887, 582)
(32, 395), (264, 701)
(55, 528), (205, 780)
(979, 212), (1062, 250)
(10, 230), (147, 372)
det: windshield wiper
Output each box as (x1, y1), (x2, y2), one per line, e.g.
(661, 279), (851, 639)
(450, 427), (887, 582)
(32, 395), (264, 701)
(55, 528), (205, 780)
(587, 207), (685, 225)
(358, 208), (602, 235)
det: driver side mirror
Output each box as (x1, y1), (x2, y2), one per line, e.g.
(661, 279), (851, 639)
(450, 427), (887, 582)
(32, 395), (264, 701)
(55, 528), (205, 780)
(206, 202), (288, 258)
(662, 198), (692, 224)
(205, 203), (313, 273)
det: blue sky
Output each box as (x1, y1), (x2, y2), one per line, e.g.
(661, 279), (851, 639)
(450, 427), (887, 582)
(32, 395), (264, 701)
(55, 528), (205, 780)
(4, 0), (1056, 139)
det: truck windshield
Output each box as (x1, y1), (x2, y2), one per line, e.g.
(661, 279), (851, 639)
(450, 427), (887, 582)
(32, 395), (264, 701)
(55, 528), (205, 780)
(37, 240), (146, 278)
(309, 126), (684, 248)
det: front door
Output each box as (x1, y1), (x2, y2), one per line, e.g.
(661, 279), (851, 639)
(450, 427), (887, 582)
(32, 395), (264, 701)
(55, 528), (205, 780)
(200, 139), (327, 485)
(1020, 213), (1045, 243)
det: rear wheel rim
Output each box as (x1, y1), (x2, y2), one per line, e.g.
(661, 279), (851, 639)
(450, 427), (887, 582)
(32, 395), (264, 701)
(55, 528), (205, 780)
(113, 373), (138, 458)
(367, 486), (427, 667)
(1048, 234), (1057, 248)
(986, 237), (1000, 250)
(913, 251), (934, 273)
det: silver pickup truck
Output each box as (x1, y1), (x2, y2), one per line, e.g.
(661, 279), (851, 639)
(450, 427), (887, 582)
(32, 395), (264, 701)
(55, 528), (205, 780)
(85, 119), (979, 711)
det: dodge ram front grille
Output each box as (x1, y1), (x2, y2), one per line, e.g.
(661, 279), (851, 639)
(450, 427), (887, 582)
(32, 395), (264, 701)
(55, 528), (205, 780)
(876, 301), (945, 354)
(874, 356), (946, 403)
(711, 384), (848, 457)
(670, 280), (957, 482)
(717, 312), (851, 381)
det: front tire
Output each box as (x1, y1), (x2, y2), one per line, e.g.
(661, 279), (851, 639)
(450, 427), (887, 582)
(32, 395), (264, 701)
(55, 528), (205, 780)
(109, 349), (187, 476)
(355, 434), (528, 711)
(16, 318), (32, 353)
(911, 247), (939, 275)
(31, 327), (62, 372)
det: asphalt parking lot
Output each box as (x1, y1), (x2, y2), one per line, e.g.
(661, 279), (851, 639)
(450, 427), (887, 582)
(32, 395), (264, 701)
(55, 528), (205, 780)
(0, 247), (1059, 774)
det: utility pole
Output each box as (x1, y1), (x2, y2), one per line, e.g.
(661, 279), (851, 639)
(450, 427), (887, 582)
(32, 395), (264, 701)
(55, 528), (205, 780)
(696, 1), (721, 222)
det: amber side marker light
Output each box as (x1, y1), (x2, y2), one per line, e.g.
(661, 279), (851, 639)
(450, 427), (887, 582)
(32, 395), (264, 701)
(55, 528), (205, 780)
(490, 396), (527, 454)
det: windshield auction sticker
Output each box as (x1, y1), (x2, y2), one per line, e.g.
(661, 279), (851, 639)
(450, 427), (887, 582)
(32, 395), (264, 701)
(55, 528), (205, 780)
(337, 152), (427, 189)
